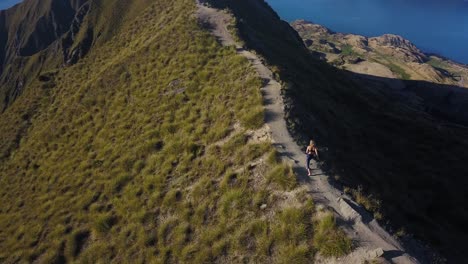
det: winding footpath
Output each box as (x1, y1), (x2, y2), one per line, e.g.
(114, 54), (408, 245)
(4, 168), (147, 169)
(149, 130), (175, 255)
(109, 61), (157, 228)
(196, 2), (427, 263)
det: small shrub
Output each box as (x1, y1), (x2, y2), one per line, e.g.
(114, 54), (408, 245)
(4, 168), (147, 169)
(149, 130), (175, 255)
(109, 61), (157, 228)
(142, 139), (164, 154)
(276, 243), (311, 264)
(267, 149), (281, 165)
(275, 207), (308, 242)
(162, 189), (183, 208)
(240, 107), (264, 129)
(93, 214), (116, 235)
(345, 186), (382, 220)
(109, 174), (133, 193)
(267, 164), (296, 190)
(313, 213), (352, 257)
(340, 44), (355, 56)
(220, 189), (248, 217)
(253, 189), (269, 207)
(220, 171), (238, 189)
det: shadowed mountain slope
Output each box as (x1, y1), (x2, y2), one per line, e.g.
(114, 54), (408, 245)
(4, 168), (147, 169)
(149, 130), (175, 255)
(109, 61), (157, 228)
(206, 0), (468, 262)
(0, 0), (154, 111)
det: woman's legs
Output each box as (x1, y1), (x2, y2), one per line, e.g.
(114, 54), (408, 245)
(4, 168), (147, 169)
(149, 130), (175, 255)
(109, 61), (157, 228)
(306, 155), (312, 176)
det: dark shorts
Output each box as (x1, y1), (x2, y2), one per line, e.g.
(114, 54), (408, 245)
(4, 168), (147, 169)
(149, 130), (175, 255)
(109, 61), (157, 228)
(306, 154), (315, 169)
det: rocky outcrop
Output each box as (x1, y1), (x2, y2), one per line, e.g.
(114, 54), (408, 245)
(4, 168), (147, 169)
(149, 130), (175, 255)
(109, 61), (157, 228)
(18, 0), (76, 56)
(291, 20), (333, 36)
(371, 34), (415, 49)
(342, 34), (369, 51)
(369, 34), (427, 63)
(62, 2), (93, 65)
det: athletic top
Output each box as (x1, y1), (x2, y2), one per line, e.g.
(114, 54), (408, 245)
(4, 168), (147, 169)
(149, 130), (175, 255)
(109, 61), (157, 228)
(306, 145), (316, 156)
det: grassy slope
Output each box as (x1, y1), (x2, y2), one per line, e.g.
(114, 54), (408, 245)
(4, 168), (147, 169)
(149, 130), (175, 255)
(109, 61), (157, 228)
(208, 0), (468, 261)
(0, 0), (350, 262)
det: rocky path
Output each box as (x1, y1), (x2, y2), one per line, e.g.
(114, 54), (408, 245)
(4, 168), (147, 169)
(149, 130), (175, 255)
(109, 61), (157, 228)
(196, 2), (424, 263)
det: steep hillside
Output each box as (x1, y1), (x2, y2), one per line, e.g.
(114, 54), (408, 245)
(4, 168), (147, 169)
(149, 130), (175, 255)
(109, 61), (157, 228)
(0, 0), (154, 112)
(2, 0), (468, 262)
(0, 0), (351, 262)
(206, 0), (468, 262)
(0, 0), (156, 159)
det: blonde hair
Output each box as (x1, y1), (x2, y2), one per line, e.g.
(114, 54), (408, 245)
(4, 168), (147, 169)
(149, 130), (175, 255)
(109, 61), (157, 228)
(309, 140), (315, 147)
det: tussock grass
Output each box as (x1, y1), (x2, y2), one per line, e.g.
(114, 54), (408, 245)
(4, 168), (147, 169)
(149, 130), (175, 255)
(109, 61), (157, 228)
(267, 163), (297, 190)
(427, 57), (450, 71)
(340, 44), (359, 56)
(93, 214), (116, 235)
(314, 213), (352, 257)
(344, 186), (383, 220)
(0, 0), (353, 262)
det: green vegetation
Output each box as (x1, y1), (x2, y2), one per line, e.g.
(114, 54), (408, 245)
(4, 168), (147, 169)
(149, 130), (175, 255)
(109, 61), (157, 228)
(344, 186), (383, 220)
(340, 44), (357, 56)
(225, 9), (246, 47)
(372, 56), (411, 80)
(384, 61), (411, 80)
(267, 163), (296, 190)
(0, 0), (351, 262)
(427, 57), (450, 71)
(314, 213), (352, 257)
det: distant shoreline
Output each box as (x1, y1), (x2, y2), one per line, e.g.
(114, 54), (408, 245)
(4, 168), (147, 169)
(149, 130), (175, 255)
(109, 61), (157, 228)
(265, 0), (468, 65)
(293, 19), (468, 67)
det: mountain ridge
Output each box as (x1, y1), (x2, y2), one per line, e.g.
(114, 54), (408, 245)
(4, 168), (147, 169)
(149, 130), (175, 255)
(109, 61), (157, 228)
(0, 0), (467, 262)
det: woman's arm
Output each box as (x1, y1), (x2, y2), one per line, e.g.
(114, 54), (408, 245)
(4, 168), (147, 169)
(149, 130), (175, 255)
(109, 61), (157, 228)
(314, 148), (319, 159)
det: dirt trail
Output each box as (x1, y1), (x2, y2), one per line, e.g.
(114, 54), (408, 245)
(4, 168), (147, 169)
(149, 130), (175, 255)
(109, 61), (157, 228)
(196, 2), (425, 263)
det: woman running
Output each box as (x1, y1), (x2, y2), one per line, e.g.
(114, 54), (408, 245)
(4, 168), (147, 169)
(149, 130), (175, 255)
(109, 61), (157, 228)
(306, 140), (319, 176)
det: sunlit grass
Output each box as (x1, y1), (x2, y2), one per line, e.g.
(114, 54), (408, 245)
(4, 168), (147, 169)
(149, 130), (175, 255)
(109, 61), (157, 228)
(314, 213), (352, 257)
(0, 0), (354, 262)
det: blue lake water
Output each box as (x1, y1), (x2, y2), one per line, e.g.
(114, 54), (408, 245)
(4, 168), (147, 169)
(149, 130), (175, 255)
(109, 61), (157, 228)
(1, 0), (467, 63)
(266, 0), (468, 64)
(0, 0), (21, 10)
